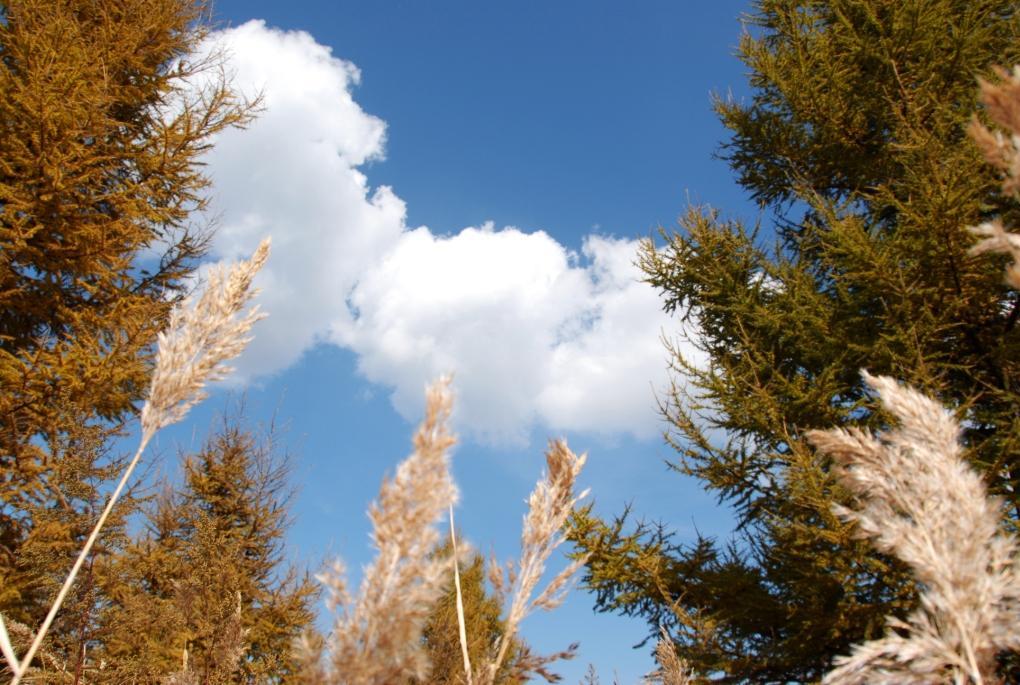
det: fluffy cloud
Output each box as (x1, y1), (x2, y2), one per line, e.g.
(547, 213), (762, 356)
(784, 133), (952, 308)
(197, 20), (404, 376)
(198, 20), (693, 443)
(338, 226), (675, 442)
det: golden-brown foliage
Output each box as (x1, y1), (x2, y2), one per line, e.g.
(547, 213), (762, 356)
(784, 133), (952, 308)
(100, 410), (317, 684)
(571, 2), (1020, 680)
(410, 542), (525, 685)
(0, 0), (258, 665)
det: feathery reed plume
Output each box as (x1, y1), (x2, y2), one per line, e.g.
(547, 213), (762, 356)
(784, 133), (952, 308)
(142, 238), (271, 434)
(0, 240), (270, 685)
(971, 66), (1020, 196)
(582, 665), (602, 685)
(301, 377), (459, 685)
(807, 371), (1020, 684)
(969, 65), (1020, 289)
(644, 628), (695, 685)
(969, 220), (1020, 289)
(475, 439), (588, 685)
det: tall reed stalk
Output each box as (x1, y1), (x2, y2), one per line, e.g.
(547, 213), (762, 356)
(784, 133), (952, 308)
(0, 239), (270, 685)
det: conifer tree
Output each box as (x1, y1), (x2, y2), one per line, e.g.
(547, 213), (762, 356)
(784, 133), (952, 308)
(570, 1), (1020, 681)
(99, 411), (318, 683)
(411, 541), (525, 685)
(0, 0), (256, 667)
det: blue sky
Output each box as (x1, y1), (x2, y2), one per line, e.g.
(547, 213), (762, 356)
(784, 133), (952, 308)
(151, 2), (759, 681)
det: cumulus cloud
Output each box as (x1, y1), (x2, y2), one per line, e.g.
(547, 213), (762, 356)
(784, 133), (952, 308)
(197, 20), (695, 443)
(338, 226), (675, 442)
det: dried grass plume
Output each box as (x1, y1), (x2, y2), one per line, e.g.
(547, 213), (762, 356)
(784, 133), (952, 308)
(808, 372), (1020, 684)
(969, 65), (1020, 289)
(298, 377), (459, 685)
(646, 628), (696, 685)
(475, 439), (589, 684)
(142, 238), (271, 434)
(0, 239), (271, 685)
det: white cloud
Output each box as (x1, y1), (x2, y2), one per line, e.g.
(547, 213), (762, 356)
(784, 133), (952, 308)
(534, 236), (677, 437)
(198, 20), (695, 444)
(338, 225), (673, 443)
(196, 20), (403, 377)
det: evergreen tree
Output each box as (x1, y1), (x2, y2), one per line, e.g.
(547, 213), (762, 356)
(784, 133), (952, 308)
(0, 0), (256, 669)
(570, 1), (1020, 681)
(100, 411), (318, 683)
(411, 541), (524, 685)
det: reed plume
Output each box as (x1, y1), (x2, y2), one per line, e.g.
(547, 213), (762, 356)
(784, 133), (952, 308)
(298, 377), (459, 685)
(0, 240), (270, 685)
(808, 372), (1020, 684)
(637, 628), (695, 685)
(969, 65), (1020, 289)
(474, 439), (589, 685)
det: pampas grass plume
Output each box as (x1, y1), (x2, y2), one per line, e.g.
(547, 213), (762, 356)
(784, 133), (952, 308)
(808, 372), (1020, 684)
(969, 65), (1020, 289)
(301, 377), (459, 685)
(475, 439), (589, 685)
(142, 238), (270, 435)
(651, 629), (695, 685)
(0, 239), (271, 685)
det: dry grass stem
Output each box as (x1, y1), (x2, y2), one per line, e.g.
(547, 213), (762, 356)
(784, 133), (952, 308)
(305, 377), (459, 685)
(807, 372), (1020, 684)
(449, 506), (474, 685)
(0, 619), (66, 683)
(0, 620), (16, 677)
(477, 439), (589, 685)
(1, 240), (270, 685)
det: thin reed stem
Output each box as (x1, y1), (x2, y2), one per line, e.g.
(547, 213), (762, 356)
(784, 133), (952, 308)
(449, 505), (473, 685)
(0, 618), (18, 676)
(8, 435), (152, 685)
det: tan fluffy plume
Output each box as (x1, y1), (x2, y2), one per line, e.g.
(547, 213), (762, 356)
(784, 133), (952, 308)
(297, 378), (459, 685)
(808, 372), (1020, 685)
